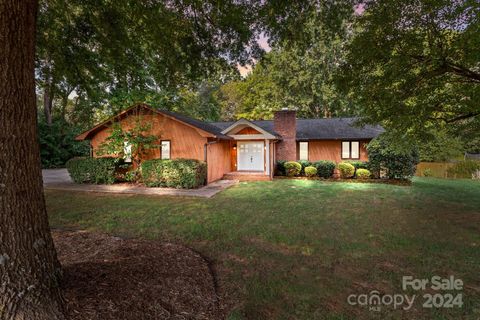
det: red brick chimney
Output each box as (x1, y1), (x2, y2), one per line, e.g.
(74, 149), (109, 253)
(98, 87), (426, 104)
(274, 109), (297, 161)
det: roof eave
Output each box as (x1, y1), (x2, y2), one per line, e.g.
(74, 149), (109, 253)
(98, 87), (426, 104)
(75, 103), (223, 140)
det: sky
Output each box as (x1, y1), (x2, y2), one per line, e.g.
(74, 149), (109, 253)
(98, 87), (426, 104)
(237, 33), (271, 77)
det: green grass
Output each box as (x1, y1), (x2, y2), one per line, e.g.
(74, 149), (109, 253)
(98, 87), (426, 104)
(46, 177), (480, 319)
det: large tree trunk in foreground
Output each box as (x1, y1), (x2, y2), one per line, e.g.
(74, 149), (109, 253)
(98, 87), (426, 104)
(0, 1), (66, 319)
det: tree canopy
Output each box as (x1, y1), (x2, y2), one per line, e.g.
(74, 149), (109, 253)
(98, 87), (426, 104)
(339, 0), (480, 136)
(36, 0), (260, 125)
(215, 6), (356, 120)
(36, 0), (480, 163)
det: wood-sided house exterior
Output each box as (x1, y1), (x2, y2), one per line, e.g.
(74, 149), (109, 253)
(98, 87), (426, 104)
(76, 104), (383, 183)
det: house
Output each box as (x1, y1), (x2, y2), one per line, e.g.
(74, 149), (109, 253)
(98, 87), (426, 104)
(76, 103), (383, 183)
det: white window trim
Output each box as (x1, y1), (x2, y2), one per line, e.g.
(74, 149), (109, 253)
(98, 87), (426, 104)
(351, 141), (360, 159)
(160, 140), (171, 159)
(123, 141), (132, 162)
(299, 141), (309, 161)
(341, 141), (360, 160)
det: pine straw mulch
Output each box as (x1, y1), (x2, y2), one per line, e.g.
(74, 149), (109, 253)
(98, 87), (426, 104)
(52, 230), (224, 320)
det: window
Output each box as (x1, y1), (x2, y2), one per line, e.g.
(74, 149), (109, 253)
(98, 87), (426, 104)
(341, 141), (350, 159)
(123, 141), (132, 162)
(299, 142), (309, 160)
(351, 141), (359, 159)
(160, 140), (170, 159)
(342, 141), (360, 159)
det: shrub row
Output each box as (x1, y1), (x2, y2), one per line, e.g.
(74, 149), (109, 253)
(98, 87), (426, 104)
(276, 160), (372, 179)
(277, 160), (336, 178)
(66, 157), (207, 188)
(141, 158), (207, 188)
(66, 157), (118, 184)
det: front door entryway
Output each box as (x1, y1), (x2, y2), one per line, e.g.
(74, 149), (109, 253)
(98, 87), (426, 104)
(237, 141), (264, 171)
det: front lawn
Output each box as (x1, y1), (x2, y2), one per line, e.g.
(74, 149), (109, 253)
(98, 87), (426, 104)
(46, 178), (480, 319)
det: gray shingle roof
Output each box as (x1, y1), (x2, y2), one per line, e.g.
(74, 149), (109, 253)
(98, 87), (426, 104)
(157, 109), (232, 139)
(210, 117), (383, 140)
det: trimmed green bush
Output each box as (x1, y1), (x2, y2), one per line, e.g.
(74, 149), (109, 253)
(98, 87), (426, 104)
(284, 161), (302, 177)
(275, 160), (286, 176)
(346, 160), (369, 178)
(304, 166), (317, 177)
(446, 160), (480, 179)
(66, 157), (117, 184)
(313, 160), (336, 178)
(347, 160), (369, 170)
(356, 168), (371, 179)
(298, 160), (311, 175)
(338, 162), (355, 178)
(141, 158), (207, 188)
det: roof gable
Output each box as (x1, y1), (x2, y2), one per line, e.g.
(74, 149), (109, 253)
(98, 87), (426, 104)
(75, 104), (231, 141)
(220, 118), (277, 139)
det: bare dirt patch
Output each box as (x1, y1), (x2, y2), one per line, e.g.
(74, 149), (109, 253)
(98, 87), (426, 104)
(53, 230), (223, 320)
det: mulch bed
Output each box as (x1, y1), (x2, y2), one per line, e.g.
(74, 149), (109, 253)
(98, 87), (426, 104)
(53, 230), (223, 320)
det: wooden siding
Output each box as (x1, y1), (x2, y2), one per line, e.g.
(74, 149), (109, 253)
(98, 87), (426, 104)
(207, 141), (231, 182)
(236, 127), (261, 135)
(230, 141), (237, 172)
(90, 111), (207, 162)
(307, 140), (370, 162)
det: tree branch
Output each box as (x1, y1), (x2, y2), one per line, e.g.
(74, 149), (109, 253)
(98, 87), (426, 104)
(445, 112), (480, 123)
(445, 61), (480, 83)
(430, 112), (480, 123)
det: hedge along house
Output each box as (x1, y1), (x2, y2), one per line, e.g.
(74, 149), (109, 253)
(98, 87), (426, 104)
(76, 104), (383, 183)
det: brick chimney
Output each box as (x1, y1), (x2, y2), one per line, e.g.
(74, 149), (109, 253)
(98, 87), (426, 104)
(274, 109), (297, 161)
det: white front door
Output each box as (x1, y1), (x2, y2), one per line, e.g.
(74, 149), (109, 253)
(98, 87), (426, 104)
(237, 141), (264, 171)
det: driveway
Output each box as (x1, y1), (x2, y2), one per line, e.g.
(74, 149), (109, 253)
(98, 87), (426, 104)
(43, 169), (73, 185)
(42, 169), (236, 198)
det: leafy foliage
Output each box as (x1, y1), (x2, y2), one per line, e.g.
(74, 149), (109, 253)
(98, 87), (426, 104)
(275, 160), (287, 176)
(446, 160), (480, 179)
(141, 159), (207, 189)
(345, 160), (368, 170)
(422, 168), (433, 177)
(304, 166), (317, 177)
(313, 160), (336, 179)
(297, 160), (312, 175)
(417, 130), (464, 162)
(66, 157), (118, 184)
(340, 0), (480, 137)
(367, 136), (420, 180)
(337, 162), (355, 178)
(355, 168), (371, 179)
(38, 117), (89, 168)
(36, 0), (260, 124)
(96, 116), (159, 169)
(284, 161), (302, 177)
(449, 117), (480, 154)
(216, 37), (354, 120)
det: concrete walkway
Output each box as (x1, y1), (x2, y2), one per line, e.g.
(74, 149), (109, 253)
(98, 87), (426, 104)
(42, 169), (237, 198)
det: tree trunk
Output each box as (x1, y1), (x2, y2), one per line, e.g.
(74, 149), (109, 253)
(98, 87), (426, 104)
(43, 84), (53, 125)
(0, 1), (66, 319)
